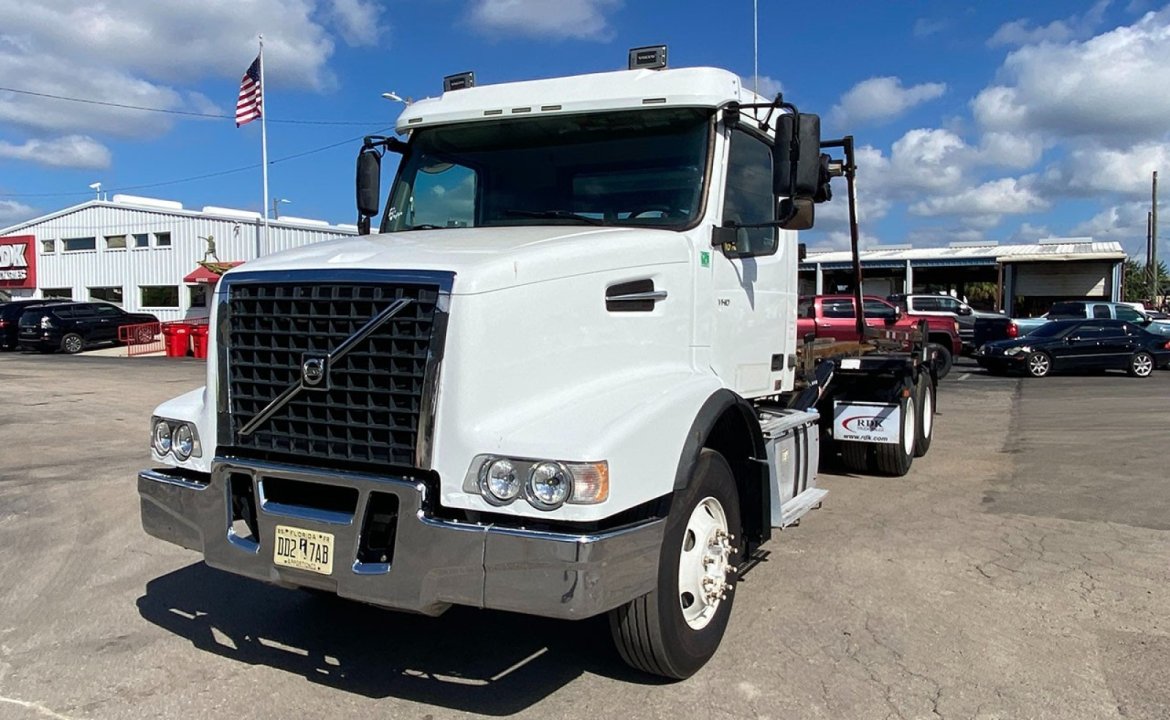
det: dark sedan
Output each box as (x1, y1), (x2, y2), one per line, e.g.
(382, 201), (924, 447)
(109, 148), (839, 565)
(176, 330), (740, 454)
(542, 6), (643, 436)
(974, 318), (1170, 378)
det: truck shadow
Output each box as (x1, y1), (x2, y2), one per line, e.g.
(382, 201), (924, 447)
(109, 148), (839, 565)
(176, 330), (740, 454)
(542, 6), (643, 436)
(137, 562), (666, 714)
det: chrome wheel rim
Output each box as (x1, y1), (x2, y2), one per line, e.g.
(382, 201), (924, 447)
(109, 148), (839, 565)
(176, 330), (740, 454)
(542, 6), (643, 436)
(678, 496), (732, 630)
(1134, 354), (1153, 376)
(64, 336), (81, 353)
(1028, 353), (1049, 376)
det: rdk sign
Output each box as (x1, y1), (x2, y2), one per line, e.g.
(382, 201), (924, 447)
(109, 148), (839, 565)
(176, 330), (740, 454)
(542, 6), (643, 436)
(0, 235), (36, 289)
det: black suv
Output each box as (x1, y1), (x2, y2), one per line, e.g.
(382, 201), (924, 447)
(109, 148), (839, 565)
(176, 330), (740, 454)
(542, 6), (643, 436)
(18, 302), (159, 354)
(1, 299), (69, 350)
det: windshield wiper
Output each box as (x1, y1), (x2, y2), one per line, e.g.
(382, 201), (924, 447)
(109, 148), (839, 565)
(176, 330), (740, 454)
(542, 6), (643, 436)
(504, 209), (607, 226)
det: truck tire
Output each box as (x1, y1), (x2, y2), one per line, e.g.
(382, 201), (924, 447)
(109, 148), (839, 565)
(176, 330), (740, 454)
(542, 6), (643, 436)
(872, 394), (916, 476)
(913, 375), (934, 458)
(608, 449), (742, 680)
(928, 343), (953, 380)
(839, 441), (871, 473)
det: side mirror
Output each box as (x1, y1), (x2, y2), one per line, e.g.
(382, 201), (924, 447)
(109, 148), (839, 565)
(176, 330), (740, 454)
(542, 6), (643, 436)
(773, 113), (822, 200)
(356, 148), (382, 226)
(959, 304), (973, 316)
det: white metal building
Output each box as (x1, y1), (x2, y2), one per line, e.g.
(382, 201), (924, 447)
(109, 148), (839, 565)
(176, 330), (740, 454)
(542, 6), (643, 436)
(0, 195), (357, 321)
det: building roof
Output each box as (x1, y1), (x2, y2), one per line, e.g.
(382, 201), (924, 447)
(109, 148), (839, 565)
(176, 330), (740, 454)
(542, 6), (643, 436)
(0, 195), (355, 236)
(802, 240), (1127, 270)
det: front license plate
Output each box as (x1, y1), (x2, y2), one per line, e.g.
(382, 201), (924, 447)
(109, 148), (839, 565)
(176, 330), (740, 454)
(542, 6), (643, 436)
(273, 525), (334, 575)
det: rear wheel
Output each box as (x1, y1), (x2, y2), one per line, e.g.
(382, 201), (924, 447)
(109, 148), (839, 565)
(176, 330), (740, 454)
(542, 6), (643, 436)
(60, 333), (84, 354)
(609, 449), (742, 679)
(1128, 351), (1154, 378)
(1025, 351), (1052, 378)
(913, 375), (934, 458)
(873, 394), (916, 476)
(839, 441), (872, 473)
(928, 343), (953, 380)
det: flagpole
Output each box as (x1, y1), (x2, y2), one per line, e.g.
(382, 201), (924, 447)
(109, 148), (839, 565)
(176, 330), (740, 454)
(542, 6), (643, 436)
(258, 34), (270, 256)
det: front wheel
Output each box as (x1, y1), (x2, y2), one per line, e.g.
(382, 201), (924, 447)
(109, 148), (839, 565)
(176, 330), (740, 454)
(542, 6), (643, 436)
(928, 343), (953, 380)
(1025, 351), (1052, 378)
(609, 449), (742, 679)
(1128, 351), (1155, 378)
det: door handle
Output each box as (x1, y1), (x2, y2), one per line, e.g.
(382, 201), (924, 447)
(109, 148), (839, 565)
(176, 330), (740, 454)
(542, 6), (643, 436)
(606, 279), (665, 312)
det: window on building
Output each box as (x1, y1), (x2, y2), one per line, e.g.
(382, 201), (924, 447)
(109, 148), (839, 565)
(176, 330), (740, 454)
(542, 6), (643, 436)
(154, 232), (172, 247)
(189, 285), (209, 308)
(88, 286), (123, 304)
(132, 233), (149, 248)
(42, 239), (55, 254)
(41, 288), (73, 299)
(63, 237), (97, 252)
(105, 235), (127, 250)
(141, 285), (179, 307)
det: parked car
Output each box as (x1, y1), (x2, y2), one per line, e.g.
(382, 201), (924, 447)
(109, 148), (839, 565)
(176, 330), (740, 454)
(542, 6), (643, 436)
(18, 302), (159, 354)
(798, 294), (962, 378)
(974, 300), (1168, 346)
(887, 293), (1003, 354)
(974, 318), (1170, 378)
(0, 299), (69, 350)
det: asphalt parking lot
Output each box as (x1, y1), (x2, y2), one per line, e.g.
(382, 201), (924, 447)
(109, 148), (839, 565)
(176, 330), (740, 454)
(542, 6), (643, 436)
(1, 354), (1168, 719)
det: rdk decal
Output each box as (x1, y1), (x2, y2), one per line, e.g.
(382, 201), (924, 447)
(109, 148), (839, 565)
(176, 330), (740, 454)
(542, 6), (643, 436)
(842, 416), (886, 432)
(0, 244), (28, 269)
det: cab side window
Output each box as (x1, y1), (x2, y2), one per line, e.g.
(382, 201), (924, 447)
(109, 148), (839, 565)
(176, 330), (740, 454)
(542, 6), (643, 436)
(1115, 305), (1143, 322)
(822, 299), (855, 318)
(722, 129), (776, 255)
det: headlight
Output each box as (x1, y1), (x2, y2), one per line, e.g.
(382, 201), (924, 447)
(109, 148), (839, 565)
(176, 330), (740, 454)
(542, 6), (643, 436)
(527, 462), (571, 509)
(151, 417), (201, 460)
(152, 419), (172, 455)
(464, 456), (609, 510)
(479, 458), (521, 504)
(173, 424), (195, 461)
(1003, 346), (1028, 356)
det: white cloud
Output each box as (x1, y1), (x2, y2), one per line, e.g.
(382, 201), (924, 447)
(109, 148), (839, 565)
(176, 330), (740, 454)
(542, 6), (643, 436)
(469, 0), (621, 40)
(988, 0), (1110, 47)
(741, 75), (783, 99)
(1041, 141), (1170, 197)
(910, 177), (1048, 217)
(976, 131), (1045, 169)
(0, 199), (35, 223)
(831, 76), (946, 127)
(1071, 201), (1155, 257)
(327, 0), (385, 47)
(0, 134), (110, 169)
(1008, 222), (1052, 243)
(913, 18), (949, 38)
(973, 8), (1170, 142)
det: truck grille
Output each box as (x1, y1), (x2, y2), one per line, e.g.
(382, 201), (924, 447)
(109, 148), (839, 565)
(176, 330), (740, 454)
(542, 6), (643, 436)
(224, 280), (444, 469)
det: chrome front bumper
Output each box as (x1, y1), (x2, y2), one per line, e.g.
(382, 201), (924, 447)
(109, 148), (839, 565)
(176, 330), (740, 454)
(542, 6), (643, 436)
(138, 458), (664, 619)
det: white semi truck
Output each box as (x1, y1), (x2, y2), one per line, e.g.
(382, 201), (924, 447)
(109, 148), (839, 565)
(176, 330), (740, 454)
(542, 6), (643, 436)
(139, 47), (936, 679)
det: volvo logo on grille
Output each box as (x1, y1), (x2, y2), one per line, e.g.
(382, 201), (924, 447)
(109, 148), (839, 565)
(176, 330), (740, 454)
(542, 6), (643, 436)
(302, 356), (327, 387)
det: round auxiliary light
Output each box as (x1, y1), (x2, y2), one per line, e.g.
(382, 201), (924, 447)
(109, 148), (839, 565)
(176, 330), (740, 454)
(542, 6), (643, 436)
(527, 462), (571, 509)
(173, 424), (195, 461)
(481, 459), (521, 503)
(152, 420), (172, 455)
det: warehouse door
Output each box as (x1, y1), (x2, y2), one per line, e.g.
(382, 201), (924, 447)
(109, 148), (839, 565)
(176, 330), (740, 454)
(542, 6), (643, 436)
(1010, 261), (1113, 316)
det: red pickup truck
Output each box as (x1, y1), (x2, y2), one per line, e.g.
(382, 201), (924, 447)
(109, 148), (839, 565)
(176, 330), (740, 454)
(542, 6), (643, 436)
(797, 295), (962, 377)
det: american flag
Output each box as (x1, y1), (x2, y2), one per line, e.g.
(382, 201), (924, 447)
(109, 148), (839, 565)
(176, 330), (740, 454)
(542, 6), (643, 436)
(235, 55), (262, 127)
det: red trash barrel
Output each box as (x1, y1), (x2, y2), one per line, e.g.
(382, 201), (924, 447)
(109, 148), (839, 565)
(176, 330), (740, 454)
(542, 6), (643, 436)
(191, 325), (209, 359)
(162, 323), (192, 358)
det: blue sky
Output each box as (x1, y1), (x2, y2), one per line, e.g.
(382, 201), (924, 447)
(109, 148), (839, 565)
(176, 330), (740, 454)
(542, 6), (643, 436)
(1, 0), (1168, 260)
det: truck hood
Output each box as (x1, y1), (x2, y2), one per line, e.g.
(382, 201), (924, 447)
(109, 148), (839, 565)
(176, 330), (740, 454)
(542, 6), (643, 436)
(227, 226), (690, 294)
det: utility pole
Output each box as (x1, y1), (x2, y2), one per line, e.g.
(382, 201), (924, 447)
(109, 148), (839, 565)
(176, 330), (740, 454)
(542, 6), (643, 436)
(1152, 171), (1159, 304)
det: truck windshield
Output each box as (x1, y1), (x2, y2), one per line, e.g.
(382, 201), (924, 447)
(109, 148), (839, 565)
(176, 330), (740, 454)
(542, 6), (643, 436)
(381, 108), (711, 233)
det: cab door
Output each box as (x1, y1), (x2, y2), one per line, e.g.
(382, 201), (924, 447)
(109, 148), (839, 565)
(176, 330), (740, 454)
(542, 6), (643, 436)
(709, 125), (795, 398)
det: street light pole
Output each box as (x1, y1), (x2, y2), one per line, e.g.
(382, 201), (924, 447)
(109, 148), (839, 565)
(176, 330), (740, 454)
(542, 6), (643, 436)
(271, 197), (290, 219)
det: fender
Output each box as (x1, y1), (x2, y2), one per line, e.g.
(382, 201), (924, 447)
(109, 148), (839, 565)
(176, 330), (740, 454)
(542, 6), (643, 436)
(672, 389), (770, 545)
(149, 386), (215, 473)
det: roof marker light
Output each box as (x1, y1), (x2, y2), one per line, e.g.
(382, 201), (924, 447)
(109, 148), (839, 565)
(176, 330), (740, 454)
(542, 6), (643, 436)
(628, 45), (667, 70)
